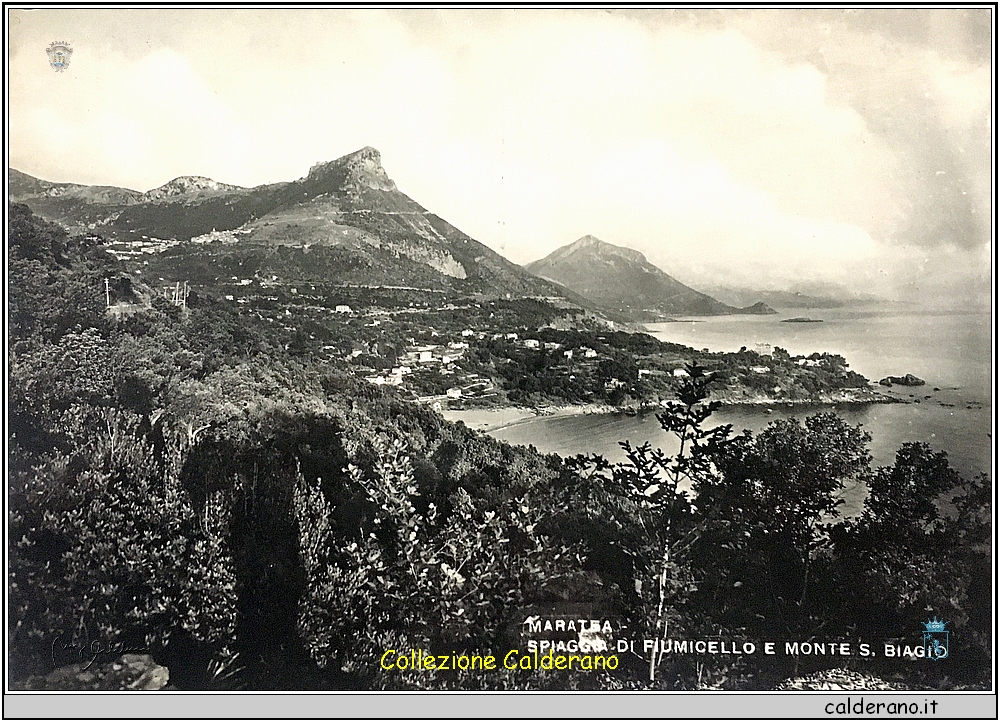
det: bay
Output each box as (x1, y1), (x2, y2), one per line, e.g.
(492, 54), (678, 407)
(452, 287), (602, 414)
(487, 306), (993, 518)
(647, 305), (991, 399)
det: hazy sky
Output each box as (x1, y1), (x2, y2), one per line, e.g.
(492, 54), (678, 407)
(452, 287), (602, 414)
(8, 8), (993, 304)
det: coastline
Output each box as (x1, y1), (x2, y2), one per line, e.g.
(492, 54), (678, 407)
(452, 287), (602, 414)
(440, 387), (903, 433)
(440, 402), (618, 433)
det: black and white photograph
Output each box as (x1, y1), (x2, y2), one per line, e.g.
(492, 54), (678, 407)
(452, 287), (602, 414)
(5, 5), (995, 712)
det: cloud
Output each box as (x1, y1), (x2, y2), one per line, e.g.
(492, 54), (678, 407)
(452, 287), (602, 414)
(8, 9), (990, 305)
(10, 39), (259, 189)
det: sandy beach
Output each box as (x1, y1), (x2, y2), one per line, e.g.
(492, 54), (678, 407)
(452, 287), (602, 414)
(440, 403), (617, 433)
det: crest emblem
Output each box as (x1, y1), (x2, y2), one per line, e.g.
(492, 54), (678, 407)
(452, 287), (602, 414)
(922, 617), (949, 661)
(46, 41), (72, 72)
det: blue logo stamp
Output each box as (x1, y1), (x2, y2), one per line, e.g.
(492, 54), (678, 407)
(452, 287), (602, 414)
(46, 41), (72, 72)
(922, 617), (949, 661)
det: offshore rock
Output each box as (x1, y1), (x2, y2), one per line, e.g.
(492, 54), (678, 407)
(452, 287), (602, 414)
(741, 301), (778, 315)
(878, 374), (926, 387)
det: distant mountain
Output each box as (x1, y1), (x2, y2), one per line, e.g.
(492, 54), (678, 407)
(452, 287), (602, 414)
(8, 148), (565, 298)
(525, 235), (774, 318)
(700, 285), (885, 310)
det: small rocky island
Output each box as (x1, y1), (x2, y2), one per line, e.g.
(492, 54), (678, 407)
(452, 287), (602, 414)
(879, 374), (926, 387)
(782, 317), (823, 323)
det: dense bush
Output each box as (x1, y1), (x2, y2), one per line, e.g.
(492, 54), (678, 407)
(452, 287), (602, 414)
(292, 435), (591, 688)
(7, 207), (991, 690)
(9, 412), (238, 681)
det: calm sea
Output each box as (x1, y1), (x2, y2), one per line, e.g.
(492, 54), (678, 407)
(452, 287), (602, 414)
(491, 306), (993, 517)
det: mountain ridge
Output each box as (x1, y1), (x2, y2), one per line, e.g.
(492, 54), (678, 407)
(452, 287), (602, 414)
(9, 148), (567, 299)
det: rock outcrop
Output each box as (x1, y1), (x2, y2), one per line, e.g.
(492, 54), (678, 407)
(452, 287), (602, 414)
(879, 374), (926, 387)
(775, 668), (907, 691)
(141, 176), (245, 202)
(12, 653), (170, 691)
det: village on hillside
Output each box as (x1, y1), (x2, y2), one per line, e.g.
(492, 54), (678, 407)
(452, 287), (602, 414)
(103, 262), (882, 411)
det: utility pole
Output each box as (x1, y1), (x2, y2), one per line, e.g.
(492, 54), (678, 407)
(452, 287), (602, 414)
(104, 278), (111, 308)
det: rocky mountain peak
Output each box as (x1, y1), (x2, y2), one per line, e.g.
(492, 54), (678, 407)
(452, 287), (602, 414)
(308, 146), (397, 192)
(557, 235), (649, 265)
(571, 234), (603, 248)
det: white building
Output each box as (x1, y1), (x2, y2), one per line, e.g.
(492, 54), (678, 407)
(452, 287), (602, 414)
(524, 339), (540, 349)
(365, 375), (401, 387)
(750, 366), (771, 374)
(673, 368), (690, 378)
(335, 305), (352, 314)
(446, 387), (463, 399)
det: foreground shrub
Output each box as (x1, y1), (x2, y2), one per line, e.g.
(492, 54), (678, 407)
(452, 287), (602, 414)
(8, 409), (237, 680)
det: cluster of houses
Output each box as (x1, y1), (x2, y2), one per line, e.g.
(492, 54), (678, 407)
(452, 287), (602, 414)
(486, 332), (606, 361)
(105, 237), (181, 261)
(363, 336), (475, 388)
(398, 339), (470, 368)
(188, 228), (250, 245)
(417, 378), (496, 411)
(106, 226), (255, 262)
(364, 365), (413, 387)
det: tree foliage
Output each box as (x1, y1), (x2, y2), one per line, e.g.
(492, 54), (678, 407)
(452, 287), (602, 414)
(7, 206), (991, 690)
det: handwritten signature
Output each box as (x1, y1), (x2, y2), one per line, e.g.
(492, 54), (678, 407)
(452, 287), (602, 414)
(51, 632), (149, 670)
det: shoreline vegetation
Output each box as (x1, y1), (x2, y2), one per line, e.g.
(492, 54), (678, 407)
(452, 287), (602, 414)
(442, 385), (903, 433)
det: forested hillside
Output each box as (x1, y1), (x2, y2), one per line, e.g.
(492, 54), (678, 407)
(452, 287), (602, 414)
(7, 204), (991, 690)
